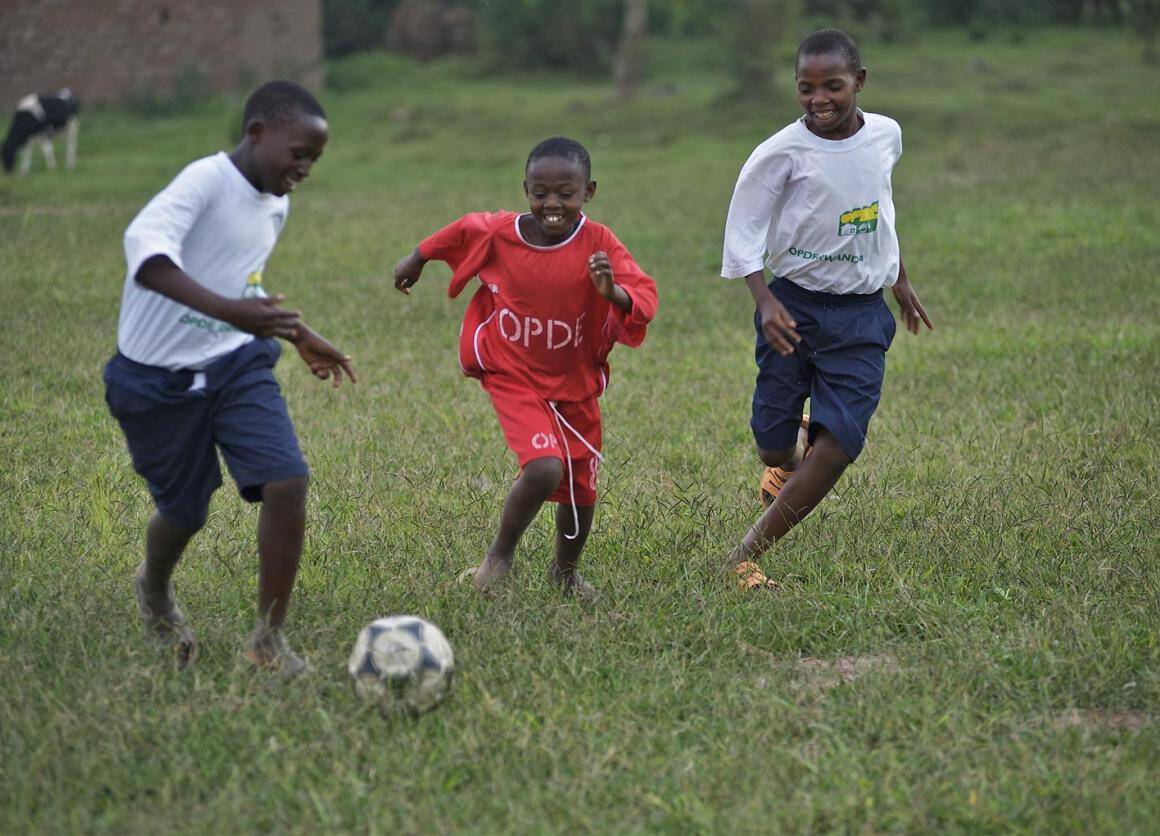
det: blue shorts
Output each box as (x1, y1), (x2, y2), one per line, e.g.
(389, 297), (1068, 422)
(752, 277), (896, 462)
(104, 338), (309, 529)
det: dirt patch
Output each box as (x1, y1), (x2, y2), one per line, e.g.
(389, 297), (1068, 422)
(738, 643), (901, 695)
(796, 655), (901, 693)
(1046, 709), (1151, 734)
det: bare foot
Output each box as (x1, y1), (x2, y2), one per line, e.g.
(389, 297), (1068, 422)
(472, 553), (513, 592)
(134, 563), (197, 670)
(245, 626), (306, 679)
(548, 562), (599, 603)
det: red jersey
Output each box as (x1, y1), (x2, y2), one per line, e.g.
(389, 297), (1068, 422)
(419, 211), (658, 401)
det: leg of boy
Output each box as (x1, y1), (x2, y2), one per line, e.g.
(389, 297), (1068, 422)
(758, 416), (811, 506)
(730, 291), (894, 582)
(475, 457), (564, 590)
(550, 503), (597, 600)
(140, 510), (198, 604)
(136, 511), (199, 669)
(208, 340), (310, 674)
(245, 475), (309, 674)
(105, 353), (218, 667)
(544, 396), (601, 598)
(472, 375), (568, 591)
(731, 427), (850, 563)
(256, 476), (309, 629)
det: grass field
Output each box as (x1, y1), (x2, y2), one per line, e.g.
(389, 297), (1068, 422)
(2, 28), (1158, 833)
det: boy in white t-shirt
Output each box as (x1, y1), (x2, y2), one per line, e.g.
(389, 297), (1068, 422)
(103, 81), (356, 673)
(720, 29), (933, 590)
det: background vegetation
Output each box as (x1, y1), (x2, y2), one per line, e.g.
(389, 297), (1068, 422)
(1, 22), (1157, 835)
(323, 0), (1159, 70)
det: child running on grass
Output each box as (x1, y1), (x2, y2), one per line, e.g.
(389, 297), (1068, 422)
(720, 29), (932, 589)
(393, 137), (658, 598)
(104, 81), (356, 673)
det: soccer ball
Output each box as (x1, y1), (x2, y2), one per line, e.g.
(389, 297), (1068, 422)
(347, 616), (455, 716)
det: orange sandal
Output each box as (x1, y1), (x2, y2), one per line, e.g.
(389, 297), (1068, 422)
(734, 560), (779, 591)
(760, 414), (811, 508)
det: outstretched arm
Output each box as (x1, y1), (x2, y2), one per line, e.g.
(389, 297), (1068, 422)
(890, 255), (933, 334)
(136, 255), (303, 339)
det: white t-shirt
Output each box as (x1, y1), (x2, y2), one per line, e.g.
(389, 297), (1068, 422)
(721, 110), (902, 295)
(117, 152), (289, 370)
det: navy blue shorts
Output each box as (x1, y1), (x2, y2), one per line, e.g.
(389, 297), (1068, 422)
(104, 338), (309, 529)
(752, 277), (896, 462)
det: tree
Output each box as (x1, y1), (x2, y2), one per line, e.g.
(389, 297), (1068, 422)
(730, 0), (793, 99)
(1133, 0), (1158, 64)
(615, 0), (649, 101)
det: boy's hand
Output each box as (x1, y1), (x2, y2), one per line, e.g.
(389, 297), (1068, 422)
(891, 276), (933, 335)
(757, 295), (800, 356)
(588, 251), (633, 311)
(588, 251), (615, 297)
(220, 295), (302, 340)
(294, 328), (358, 387)
(394, 249), (427, 295)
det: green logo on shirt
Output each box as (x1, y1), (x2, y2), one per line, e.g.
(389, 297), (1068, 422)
(838, 201), (879, 236)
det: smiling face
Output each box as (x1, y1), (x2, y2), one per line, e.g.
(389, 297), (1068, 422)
(521, 155), (595, 245)
(247, 112), (329, 196)
(795, 52), (866, 140)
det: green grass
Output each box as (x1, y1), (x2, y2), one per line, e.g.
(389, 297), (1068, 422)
(2, 28), (1158, 833)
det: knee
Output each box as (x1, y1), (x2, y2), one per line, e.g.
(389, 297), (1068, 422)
(156, 508), (205, 536)
(262, 475), (309, 511)
(809, 431), (852, 476)
(522, 457), (564, 495)
(757, 445), (797, 468)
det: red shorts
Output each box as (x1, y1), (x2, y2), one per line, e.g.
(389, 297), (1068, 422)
(481, 374), (602, 506)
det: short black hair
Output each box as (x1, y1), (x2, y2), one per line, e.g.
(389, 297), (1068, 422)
(242, 80), (326, 131)
(796, 28), (862, 74)
(526, 136), (591, 180)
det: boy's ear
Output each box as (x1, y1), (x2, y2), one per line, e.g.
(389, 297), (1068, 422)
(245, 118), (266, 142)
(585, 180), (597, 201)
(855, 67), (867, 91)
(522, 178), (529, 196)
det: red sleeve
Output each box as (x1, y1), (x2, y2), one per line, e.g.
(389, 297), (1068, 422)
(418, 212), (507, 299)
(604, 233), (657, 348)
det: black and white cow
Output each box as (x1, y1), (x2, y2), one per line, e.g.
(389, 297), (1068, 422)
(1, 89), (81, 174)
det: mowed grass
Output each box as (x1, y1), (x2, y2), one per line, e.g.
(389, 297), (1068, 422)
(1, 28), (1158, 833)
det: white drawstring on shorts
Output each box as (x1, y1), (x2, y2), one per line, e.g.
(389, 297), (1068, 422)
(548, 401), (604, 540)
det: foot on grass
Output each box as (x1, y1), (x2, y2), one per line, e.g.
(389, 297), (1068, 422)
(134, 562), (197, 670)
(471, 553), (513, 592)
(244, 626), (307, 680)
(732, 560), (779, 591)
(548, 562), (599, 603)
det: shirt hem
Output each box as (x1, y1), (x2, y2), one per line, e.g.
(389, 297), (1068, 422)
(720, 261), (767, 280)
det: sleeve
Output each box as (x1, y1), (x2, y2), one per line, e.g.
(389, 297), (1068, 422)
(123, 161), (211, 283)
(605, 233), (657, 349)
(720, 148), (790, 280)
(418, 212), (502, 299)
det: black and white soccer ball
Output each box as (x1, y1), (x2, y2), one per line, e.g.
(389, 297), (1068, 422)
(347, 616), (455, 716)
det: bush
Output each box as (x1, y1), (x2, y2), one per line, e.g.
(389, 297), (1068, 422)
(472, 0), (624, 73)
(324, 0), (399, 57)
(388, 0), (475, 61)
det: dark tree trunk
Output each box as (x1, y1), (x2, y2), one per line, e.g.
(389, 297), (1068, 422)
(614, 0), (648, 101)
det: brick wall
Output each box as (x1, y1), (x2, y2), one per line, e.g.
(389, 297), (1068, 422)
(0, 0), (323, 108)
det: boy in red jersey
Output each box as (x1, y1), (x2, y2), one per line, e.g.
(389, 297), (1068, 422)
(393, 137), (658, 597)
